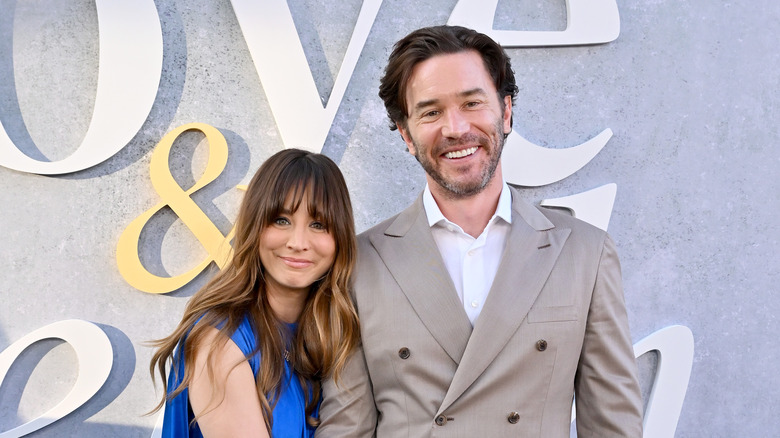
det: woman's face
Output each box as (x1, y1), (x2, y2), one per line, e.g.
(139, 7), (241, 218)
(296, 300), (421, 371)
(258, 194), (336, 298)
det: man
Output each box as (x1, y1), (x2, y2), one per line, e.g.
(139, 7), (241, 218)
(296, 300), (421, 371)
(317, 25), (643, 437)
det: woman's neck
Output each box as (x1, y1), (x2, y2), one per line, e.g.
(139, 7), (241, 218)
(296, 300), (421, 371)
(266, 286), (308, 323)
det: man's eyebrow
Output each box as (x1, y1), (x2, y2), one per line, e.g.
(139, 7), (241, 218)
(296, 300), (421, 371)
(459, 87), (489, 98)
(413, 98), (439, 113)
(412, 88), (489, 113)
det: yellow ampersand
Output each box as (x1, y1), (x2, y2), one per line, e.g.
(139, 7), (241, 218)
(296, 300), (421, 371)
(117, 123), (244, 294)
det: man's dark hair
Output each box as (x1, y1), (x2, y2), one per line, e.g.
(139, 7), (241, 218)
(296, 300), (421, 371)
(378, 25), (519, 131)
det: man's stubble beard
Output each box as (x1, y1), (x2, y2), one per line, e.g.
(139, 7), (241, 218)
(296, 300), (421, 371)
(411, 118), (506, 200)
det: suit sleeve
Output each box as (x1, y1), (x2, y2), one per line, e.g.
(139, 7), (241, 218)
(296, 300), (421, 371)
(575, 234), (644, 437)
(315, 343), (377, 437)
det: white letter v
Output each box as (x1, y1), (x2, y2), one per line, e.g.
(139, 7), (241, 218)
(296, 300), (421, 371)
(230, 0), (383, 153)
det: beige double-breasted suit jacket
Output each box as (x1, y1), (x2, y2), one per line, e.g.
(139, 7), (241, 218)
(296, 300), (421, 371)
(317, 187), (643, 437)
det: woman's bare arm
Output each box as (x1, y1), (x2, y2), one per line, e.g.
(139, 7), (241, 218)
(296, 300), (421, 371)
(189, 326), (270, 438)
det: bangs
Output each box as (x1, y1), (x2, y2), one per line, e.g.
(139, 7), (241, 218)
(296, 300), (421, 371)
(267, 157), (336, 228)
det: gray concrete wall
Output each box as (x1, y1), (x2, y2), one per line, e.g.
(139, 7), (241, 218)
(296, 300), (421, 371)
(0, 0), (777, 436)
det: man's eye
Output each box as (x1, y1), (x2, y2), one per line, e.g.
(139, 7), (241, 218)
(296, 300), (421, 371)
(422, 110), (440, 118)
(465, 101), (481, 108)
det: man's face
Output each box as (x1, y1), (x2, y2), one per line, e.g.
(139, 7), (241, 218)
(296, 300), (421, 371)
(398, 50), (512, 199)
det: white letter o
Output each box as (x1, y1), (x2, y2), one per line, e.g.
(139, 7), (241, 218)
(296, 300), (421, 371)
(0, 1), (162, 175)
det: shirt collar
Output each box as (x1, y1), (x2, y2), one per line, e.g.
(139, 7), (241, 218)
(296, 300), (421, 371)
(423, 180), (513, 229)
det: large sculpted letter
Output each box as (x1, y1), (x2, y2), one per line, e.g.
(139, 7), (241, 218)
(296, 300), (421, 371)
(0, 1), (162, 175)
(540, 183), (617, 231)
(449, 0), (620, 46)
(448, 0), (617, 192)
(230, 0), (382, 153)
(501, 129), (613, 189)
(633, 325), (695, 438)
(448, 1), (622, 229)
(117, 123), (238, 294)
(0, 320), (113, 437)
(570, 325), (694, 438)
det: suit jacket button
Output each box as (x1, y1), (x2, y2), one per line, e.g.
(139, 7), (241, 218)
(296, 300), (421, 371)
(507, 412), (520, 424)
(536, 339), (547, 351)
(398, 347), (410, 359)
(435, 414), (448, 426)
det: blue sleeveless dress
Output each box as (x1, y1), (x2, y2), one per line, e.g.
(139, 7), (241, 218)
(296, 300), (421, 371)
(161, 316), (318, 437)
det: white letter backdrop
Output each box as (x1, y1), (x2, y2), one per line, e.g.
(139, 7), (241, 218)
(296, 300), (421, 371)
(0, 0), (778, 436)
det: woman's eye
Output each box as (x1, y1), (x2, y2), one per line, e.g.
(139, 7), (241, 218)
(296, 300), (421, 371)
(274, 217), (291, 226)
(310, 221), (327, 230)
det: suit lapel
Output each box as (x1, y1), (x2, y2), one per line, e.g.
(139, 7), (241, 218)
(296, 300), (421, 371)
(439, 189), (571, 412)
(369, 196), (473, 365)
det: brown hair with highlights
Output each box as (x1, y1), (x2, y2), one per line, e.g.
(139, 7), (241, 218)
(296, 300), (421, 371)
(149, 148), (359, 432)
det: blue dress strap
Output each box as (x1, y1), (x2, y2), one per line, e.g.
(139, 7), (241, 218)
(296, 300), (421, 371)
(161, 315), (318, 437)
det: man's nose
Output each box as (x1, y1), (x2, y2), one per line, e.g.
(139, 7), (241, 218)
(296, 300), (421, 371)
(441, 109), (469, 138)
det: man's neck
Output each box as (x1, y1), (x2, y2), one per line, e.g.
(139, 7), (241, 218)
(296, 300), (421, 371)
(429, 176), (504, 238)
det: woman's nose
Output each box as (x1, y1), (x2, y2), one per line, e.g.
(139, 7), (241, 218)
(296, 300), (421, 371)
(286, 224), (309, 251)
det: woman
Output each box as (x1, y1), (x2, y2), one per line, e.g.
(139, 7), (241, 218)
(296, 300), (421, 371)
(149, 148), (360, 437)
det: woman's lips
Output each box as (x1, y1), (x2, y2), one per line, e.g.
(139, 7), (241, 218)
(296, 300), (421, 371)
(280, 256), (313, 269)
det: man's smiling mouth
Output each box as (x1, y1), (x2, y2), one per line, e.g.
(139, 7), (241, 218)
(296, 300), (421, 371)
(444, 146), (478, 159)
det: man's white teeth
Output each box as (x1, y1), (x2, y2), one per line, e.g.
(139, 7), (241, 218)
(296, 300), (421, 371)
(445, 147), (477, 159)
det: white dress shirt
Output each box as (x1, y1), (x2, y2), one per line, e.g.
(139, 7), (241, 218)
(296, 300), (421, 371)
(422, 182), (512, 325)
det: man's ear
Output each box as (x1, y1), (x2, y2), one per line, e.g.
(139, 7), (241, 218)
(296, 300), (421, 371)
(397, 122), (416, 155)
(502, 95), (512, 135)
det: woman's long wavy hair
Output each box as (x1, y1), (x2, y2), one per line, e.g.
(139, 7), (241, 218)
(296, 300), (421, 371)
(149, 148), (360, 432)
